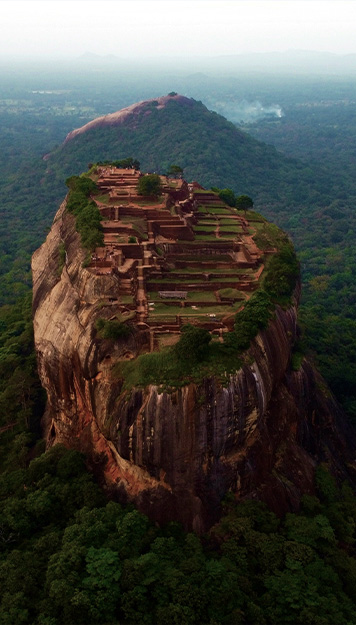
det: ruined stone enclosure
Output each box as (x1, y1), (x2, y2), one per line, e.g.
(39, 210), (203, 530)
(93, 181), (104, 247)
(87, 166), (269, 350)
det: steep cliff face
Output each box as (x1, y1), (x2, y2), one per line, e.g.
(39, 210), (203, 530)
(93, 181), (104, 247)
(32, 200), (356, 532)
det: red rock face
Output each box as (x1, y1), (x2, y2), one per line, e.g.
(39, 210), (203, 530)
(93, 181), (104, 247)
(32, 200), (356, 532)
(63, 95), (193, 145)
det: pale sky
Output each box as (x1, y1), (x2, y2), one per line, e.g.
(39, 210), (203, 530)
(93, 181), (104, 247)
(1, 0), (356, 60)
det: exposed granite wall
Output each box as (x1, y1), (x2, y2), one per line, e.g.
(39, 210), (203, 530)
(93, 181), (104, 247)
(32, 200), (356, 532)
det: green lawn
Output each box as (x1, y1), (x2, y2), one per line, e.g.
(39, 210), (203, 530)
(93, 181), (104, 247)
(194, 225), (217, 232)
(147, 277), (206, 284)
(186, 291), (217, 302)
(205, 268), (246, 275)
(194, 234), (218, 241)
(148, 303), (184, 317)
(219, 218), (241, 225)
(148, 291), (218, 303)
(181, 304), (239, 315)
(167, 255), (232, 261)
(219, 226), (243, 233)
(218, 287), (245, 299)
(205, 208), (231, 215)
(148, 303), (238, 320)
(168, 267), (209, 274)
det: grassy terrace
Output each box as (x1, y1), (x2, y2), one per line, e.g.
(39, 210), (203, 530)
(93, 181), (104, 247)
(186, 291), (220, 301)
(166, 267), (212, 274)
(219, 218), (241, 225)
(198, 203), (228, 207)
(147, 279), (205, 285)
(148, 303), (239, 319)
(218, 287), (245, 299)
(147, 291), (218, 302)
(148, 304), (184, 317)
(194, 234), (221, 241)
(147, 276), (241, 286)
(197, 205), (220, 212)
(199, 207), (233, 215)
(203, 268), (253, 275)
(168, 255), (233, 261)
(134, 198), (164, 206)
(219, 226), (244, 233)
(168, 267), (251, 275)
(194, 225), (217, 232)
(219, 234), (240, 240)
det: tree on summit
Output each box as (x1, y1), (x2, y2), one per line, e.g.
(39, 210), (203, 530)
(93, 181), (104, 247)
(137, 174), (162, 198)
(167, 164), (184, 178)
(218, 188), (236, 207)
(113, 157), (140, 170)
(236, 194), (254, 213)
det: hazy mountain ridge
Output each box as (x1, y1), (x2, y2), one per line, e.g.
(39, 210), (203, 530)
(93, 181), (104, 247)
(74, 50), (356, 75)
(47, 94), (319, 207)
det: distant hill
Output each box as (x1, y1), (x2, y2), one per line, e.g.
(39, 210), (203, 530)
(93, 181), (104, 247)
(46, 93), (321, 216)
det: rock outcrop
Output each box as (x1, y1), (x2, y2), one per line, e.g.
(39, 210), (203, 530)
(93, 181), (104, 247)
(32, 197), (356, 532)
(63, 94), (193, 145)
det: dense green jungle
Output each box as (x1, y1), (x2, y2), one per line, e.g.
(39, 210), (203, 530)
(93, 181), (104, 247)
(1, 62), (356, 624)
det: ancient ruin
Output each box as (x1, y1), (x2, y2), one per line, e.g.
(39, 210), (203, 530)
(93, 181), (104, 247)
(87, 166), (271, 350)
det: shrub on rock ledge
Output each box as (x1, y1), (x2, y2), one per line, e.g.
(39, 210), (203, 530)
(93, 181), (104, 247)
(174, 324), (211, 363)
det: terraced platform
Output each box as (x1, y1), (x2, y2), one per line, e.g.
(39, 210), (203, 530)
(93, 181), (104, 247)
(87, 166), (267, 348)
